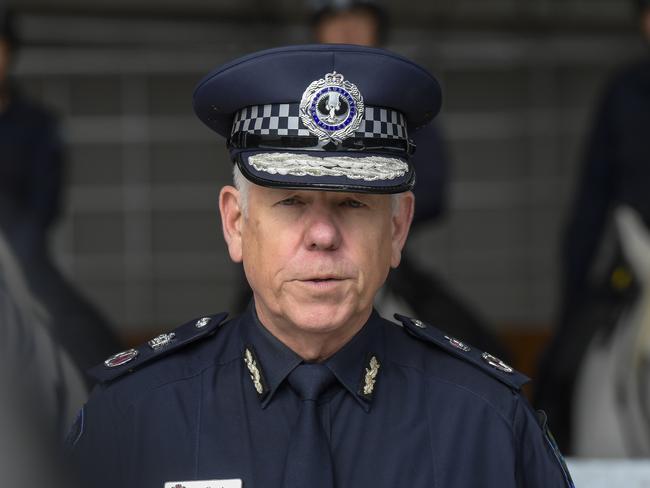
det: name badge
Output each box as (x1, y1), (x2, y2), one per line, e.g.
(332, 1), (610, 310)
(164, 480), (242, 488)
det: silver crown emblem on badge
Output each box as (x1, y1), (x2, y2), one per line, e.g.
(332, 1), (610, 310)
(324, 72), (344, 84)
(299, 71), (365, 143)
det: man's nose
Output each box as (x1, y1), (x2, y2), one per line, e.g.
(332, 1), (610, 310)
(303, 208), (342, 251)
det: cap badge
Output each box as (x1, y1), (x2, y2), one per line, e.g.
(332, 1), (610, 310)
(362, 355), (381, 396)
(481, 352), (514, 374)
(104, 348), (139, 368)
(148, 332), (176, 350)
(299, 71), (365, 143)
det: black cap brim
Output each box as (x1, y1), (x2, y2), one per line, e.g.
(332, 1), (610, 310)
(235, 149), (415, 194)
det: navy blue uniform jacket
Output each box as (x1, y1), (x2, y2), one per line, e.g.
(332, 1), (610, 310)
(71, 307), (573, 488)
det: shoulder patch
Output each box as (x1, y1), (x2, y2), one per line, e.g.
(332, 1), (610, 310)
(88, 312), (228, 384)
(394, 313), (529, 391)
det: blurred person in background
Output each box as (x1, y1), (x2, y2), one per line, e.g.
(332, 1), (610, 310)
(310, 0), (387, 46)
(309, 0), (509, 359)
(0, 4), (122, 382)
(535, 0), (650, 454)
(0, 4), (62, 258)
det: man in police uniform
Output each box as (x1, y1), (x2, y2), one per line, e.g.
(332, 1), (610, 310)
(70, 45), (573, 488)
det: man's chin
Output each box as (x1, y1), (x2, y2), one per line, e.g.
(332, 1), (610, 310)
(281, 299), (369, 335)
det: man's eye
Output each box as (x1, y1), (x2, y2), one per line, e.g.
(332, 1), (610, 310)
(342, 199), (365, 209)
(278, 197), (302, 206)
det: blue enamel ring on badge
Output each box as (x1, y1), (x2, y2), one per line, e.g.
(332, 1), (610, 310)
(299, 71), (365, 143)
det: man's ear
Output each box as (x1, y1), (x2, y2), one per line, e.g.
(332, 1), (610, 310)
(390, 192), (415, 268)
(219, 185), (243, 263)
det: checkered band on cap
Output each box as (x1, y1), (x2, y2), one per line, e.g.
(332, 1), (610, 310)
(231, 103), (408, 140)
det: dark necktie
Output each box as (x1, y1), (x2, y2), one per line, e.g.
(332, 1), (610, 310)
(282, 363), (337, 488)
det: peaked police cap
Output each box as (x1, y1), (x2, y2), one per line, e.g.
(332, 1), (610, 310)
(193, 44), (441, 193)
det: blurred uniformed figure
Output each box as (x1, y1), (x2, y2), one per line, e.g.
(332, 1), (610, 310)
(70, 44), (572, 488)
(535, 0), (650, 454)
(0, 4), (123, 380)
(0, 14), (87, 484)
(0, 5), (63, 256)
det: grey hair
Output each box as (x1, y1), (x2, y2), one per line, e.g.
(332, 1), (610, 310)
(233, 164), (251, 217)
(232, 163), (404, 216)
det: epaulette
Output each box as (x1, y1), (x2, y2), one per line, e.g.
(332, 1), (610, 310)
(88, 312), (229, 384)
(394, 313), (529, 391)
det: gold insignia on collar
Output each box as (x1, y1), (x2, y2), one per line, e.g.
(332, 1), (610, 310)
(363, 356), (381, 395)
(244, 348), (264, 395)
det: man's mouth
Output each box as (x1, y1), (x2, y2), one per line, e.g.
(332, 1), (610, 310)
(298, 277), (347, 288)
